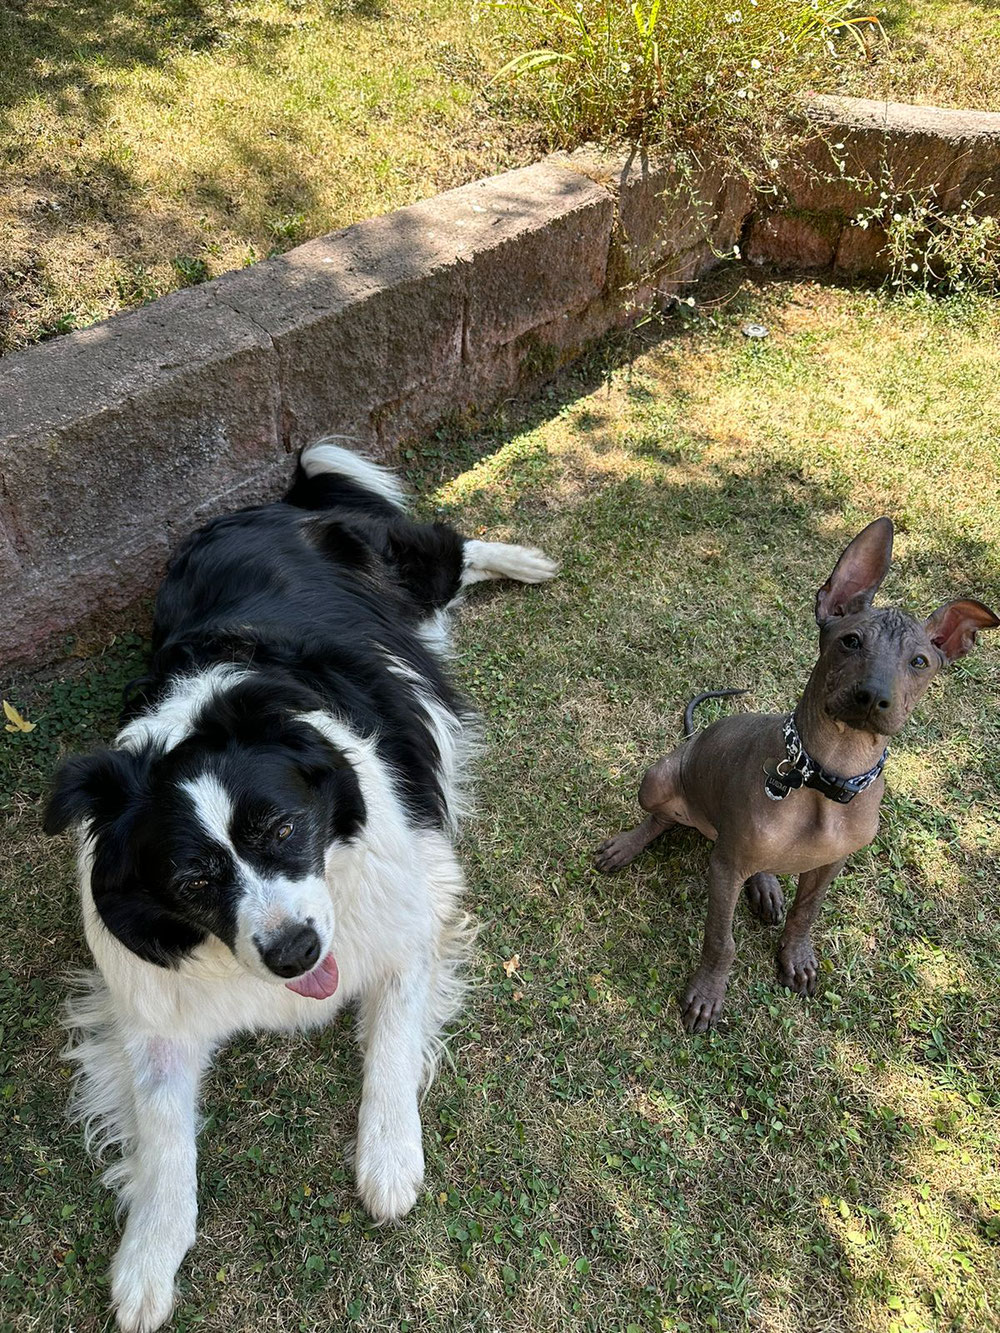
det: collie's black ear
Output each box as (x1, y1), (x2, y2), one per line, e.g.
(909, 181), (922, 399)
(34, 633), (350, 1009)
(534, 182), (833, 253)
(43, 749), (146, 836)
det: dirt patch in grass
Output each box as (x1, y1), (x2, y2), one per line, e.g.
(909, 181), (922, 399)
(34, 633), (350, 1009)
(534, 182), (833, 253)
(2, 274), (999, 1331)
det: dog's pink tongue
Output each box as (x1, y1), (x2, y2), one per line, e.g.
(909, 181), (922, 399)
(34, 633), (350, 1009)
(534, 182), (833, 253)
(285, 952), (339, 1000)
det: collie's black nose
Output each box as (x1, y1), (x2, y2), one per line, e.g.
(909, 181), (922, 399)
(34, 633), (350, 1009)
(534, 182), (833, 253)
(260, 924), (321, 978)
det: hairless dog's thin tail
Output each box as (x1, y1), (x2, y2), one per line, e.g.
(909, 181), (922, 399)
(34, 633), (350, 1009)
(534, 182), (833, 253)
(683, 689), (749, 738)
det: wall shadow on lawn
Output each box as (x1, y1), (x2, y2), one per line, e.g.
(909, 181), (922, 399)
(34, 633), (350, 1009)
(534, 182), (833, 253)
(0, 0), (228, 124)
(0, 0), (388, 353)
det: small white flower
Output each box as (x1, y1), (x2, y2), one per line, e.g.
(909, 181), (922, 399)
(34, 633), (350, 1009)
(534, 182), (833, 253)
(621, 61), (631, 73)
(733, 244), (741, 256)
(893, 213), (902, 222)
(751, 58), (761, 69)
(910, 262), (919, 272)
(737, 88), (747, 98)
(685, 297), (696, 307)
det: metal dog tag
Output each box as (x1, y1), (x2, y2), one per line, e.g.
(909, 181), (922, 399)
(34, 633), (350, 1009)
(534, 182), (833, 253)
(763, 758), (803, 801)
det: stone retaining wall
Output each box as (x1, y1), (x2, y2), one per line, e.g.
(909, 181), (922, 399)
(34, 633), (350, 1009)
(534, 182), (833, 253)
(2, 95), (998, 666)
(747, 96), (1000, 273)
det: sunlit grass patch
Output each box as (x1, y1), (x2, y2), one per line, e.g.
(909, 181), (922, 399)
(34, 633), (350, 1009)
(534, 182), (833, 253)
(852, 0), (1000, 111)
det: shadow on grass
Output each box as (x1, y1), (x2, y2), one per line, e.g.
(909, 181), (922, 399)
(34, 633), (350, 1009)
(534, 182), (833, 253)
(0, 0), (226, 123)
(0, 0), (392, 351)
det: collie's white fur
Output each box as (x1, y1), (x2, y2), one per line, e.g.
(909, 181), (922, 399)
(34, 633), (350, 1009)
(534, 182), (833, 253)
(300, 436), (410, 510)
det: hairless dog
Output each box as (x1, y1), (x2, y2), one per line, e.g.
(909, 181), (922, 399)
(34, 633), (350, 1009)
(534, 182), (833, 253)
(595, 518), (998, 1032)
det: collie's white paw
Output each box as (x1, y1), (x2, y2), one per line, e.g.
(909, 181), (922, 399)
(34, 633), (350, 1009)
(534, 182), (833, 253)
(502, 545), (559, 583)
(462, 540), (560, 586)
(111, 1213), (194, 1332)
(356, 1121), (425, 1222)
(112, 1261), (176, 1333)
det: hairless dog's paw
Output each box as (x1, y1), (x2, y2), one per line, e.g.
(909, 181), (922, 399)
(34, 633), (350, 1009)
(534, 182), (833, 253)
(680, 969), (728, 1033)
(744, 873), (785, 928)
(594, 832), (640, 873)
(776, 939), (819, 996)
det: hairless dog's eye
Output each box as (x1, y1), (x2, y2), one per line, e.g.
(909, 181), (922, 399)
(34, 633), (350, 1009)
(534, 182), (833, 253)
(910, 654), (929, 669)
(841, 633), (862, 651)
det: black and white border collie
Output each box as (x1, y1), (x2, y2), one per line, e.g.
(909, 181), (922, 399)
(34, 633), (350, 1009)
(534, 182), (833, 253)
(43, 440), (557, 1333)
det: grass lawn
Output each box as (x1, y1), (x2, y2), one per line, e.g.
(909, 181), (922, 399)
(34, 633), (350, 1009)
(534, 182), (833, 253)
(0, 0), (533, 355)
(2, 0), (999, 357)
(2, 273), (999, 1331)
(855, 0), (1000, 112)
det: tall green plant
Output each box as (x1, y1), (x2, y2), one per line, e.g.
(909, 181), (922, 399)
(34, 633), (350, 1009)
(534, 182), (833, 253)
(482, 0), (879, 177)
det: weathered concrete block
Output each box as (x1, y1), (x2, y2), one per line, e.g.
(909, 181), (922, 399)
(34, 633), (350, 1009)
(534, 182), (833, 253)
(571, 149), (751, 294)
(834, 222), (892, 276)
(458, 161), (613, 356)
(214, 222), (466, 455)
(0, 286), (281, 570)
(213, 159), (613, 455)
(796, 96), (1000, 214)
(3, 533), (171, 666)
(0, 520), (22, 598)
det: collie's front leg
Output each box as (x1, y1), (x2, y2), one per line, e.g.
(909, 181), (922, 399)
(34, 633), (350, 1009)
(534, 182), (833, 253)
(354, 963), (430, 1222)
(109, 1034), (207, 1333)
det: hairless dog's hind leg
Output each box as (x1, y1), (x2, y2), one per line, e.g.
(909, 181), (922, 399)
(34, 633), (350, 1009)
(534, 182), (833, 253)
(594, 753), (681, 873)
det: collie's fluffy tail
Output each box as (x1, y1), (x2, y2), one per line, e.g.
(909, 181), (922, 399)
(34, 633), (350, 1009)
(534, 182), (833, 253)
(287, 437), (410, 513)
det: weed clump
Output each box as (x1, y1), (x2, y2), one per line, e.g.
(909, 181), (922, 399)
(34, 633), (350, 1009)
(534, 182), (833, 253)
(480, 0), (880, 182)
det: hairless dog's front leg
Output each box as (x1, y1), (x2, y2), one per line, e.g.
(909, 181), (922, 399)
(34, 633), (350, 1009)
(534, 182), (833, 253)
(776, 859), (846, 995)
(681, 847), (746, 1032)
(743, 872), (785, 927)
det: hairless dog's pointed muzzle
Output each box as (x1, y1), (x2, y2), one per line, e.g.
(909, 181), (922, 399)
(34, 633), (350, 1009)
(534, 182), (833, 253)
(842, 677), (896, 732)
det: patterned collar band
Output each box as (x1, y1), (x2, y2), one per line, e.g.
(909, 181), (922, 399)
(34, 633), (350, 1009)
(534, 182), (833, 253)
(763, 713), (889, 804)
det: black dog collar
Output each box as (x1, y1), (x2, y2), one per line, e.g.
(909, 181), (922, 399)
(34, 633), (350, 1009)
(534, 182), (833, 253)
(763, 714), (888, 804)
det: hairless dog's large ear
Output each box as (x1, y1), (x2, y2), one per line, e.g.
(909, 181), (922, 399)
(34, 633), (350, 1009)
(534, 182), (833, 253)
(923, 598), (1000, 663)
(815, 517), (894, 625)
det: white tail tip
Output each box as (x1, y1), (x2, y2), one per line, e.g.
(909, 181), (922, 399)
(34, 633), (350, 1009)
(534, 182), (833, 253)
(300, 437), (409, 511)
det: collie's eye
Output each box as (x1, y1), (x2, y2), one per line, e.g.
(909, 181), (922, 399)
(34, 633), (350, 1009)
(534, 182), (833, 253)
(841, 633), (862, 651)
(274, 821), (294, 842)
(184, 878), (210, 894)
(911, 654), (929, 669)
